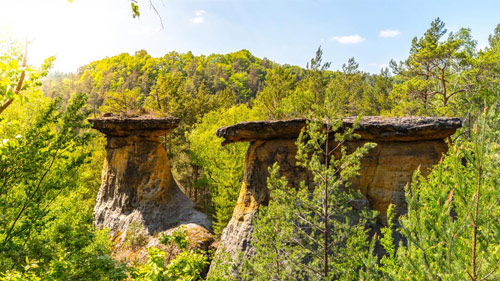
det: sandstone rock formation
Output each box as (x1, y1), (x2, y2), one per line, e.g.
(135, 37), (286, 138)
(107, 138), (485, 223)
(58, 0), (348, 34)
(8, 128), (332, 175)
(89, 116), (211, 240)
(210, 116), (461, 276)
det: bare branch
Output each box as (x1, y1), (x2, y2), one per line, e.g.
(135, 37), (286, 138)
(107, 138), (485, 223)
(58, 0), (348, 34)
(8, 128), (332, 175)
(148, 0), (164, 29)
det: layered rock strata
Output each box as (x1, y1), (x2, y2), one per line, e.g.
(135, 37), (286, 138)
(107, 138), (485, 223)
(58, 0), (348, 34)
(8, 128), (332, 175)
(210, 116), (461, 275)
(89, 116), (211, 238)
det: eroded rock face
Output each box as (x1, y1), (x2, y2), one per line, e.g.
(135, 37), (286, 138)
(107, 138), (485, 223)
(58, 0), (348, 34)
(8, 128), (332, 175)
(217, 139), (311, 260)
(210, 116), (461, 276)
(89, 116), (211, 239)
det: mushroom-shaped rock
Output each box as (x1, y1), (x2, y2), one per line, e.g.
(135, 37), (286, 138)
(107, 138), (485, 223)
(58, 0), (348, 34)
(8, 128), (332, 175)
(210, 116), (461, 277)
(217, 116), (462, 144)
(89, 116), (211, 241)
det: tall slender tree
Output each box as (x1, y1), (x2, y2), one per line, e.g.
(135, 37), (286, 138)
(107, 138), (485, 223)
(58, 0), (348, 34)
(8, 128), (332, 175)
(243, 118), (377, 281)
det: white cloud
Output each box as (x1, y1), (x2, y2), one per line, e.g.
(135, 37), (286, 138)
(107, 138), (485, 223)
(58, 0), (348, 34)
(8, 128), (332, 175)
(379, 29), (400, 38)
(195, 10), (206, 16)
(190, 10), (206, 24)
(331, 35), (365, 44)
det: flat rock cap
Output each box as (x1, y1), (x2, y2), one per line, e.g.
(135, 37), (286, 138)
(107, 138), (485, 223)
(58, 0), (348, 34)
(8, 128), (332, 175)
(89, 116), (180, 136)
(216, 116), (462, 145)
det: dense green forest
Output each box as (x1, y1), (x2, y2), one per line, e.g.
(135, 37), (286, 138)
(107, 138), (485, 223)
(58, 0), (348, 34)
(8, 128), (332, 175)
(1, 18), (500, 280)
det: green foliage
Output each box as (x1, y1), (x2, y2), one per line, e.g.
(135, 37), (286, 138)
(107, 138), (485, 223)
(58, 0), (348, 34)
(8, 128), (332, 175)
(325, 57), (377, 115)
(0, 92), (92, 268)
(0, 37), (126, 280)
(132, 247), (168, 281)
(163, 251), (208, 281)
(130, 0), (140, 18)
(100, 88), (144, 116)
(132, 225), (208, 281)
(126, 221), (149, 251)
(0, 258), (40, 281)
(252, 66), (298, 119)
(72, 49), (273, 115)
(281, 47), (332, 117)
(205, 248), (234, 281)
(41, 228), (127, 280)
(189, 105), (258, 235)
(389, 18), (478, 116)
(0, 91), (127, 280)
(376, 204), (398, 277)
(160, 225), (189, 250)
(261, 49), (384, 119)
(0, 36), (54, 113)
(461, 24), (500, 121)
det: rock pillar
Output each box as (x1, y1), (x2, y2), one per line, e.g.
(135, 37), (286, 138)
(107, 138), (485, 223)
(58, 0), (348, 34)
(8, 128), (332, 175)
(89, 116), (211, 237)
(210, 116), (461, 275)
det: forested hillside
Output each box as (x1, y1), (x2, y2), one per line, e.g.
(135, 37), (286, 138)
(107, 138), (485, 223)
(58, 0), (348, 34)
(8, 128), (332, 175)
(1, 18), (500, 280)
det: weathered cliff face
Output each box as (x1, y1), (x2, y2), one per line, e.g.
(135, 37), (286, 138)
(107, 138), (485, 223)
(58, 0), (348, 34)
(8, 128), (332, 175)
(89, 116), (211, 240)
(217, 138), (311, 259)
(210, 116), (461, 276)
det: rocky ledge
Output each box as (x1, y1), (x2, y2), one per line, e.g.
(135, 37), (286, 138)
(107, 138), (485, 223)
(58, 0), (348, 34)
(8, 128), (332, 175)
(89, 115), (180, 137)
(216, 116), (462, 144)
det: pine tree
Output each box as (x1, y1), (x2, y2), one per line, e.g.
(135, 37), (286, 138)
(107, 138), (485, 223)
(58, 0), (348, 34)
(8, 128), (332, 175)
(243, 118), (377, 281)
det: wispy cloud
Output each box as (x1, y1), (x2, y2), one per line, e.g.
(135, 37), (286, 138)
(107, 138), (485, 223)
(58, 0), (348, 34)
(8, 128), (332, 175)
(190, 10), (206, 24)
(331, 35), (365, 44)
(379, 29), (400, 38)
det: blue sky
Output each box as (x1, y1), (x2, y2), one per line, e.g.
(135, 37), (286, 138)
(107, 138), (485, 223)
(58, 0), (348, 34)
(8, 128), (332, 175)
(1, 0), (499, 73)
